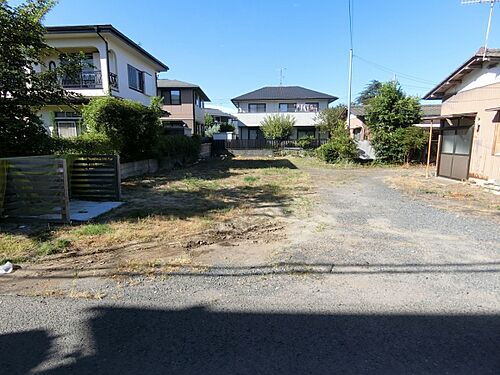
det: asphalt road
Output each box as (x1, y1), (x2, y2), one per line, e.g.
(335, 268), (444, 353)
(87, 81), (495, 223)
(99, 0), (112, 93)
(1, 167), (499, 374)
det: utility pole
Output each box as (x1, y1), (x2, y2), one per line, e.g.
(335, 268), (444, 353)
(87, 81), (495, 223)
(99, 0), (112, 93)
(346, 0), (354, 130)
(347, 49), (353, 129)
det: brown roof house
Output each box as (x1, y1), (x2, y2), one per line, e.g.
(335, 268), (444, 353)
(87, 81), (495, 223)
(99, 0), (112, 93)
(157, 79), (210, 136)
(424, 48), (500, 182)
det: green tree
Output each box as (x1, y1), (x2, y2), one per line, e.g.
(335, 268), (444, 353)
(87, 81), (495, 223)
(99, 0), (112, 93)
(204, 113), (214, 128)
(365, 82), (422, 162)
(315, 104), (347, 136)
(260, 114), (294, 141)
(355, 80), (382, 105)
(394, 127), (427, 164)
(0, 0), (81, 157)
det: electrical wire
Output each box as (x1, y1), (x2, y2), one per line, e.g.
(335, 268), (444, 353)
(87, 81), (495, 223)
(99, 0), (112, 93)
(354, 54), (437, 86)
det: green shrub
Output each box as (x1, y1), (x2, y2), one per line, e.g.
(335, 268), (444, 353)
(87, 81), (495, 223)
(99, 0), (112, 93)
(51, 132), (115, 155)
(157, 135), (201, 163)
(81, 97), (162, 162)
(297, 135), (316, 149)
(261, 114), (295, 141)
(316, 131), (357, 163)
(219, 123), (235, 132)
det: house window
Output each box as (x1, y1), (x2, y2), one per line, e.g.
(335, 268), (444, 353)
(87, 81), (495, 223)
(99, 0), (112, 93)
(54, 111), (82, 138)
(171, 90), (181, 105)
(248, 103), (266, 113)
(48, 61), (56, 71)
(127, 64), (144, 92)
(297, 128), (316, 139)
(279, 103), (296, 112)
(56, 122), (78, 137)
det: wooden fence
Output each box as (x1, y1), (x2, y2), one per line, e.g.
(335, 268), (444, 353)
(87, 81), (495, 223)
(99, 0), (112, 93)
(69, 155), (121, 201)
(0, 156), (70, 222)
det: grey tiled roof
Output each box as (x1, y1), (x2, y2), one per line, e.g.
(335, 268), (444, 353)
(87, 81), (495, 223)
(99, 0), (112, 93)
(350, 104), (441, 118)
(204, 108), (235, 118)
(157, 79), (210, 101)
(232, 86), (338, 103)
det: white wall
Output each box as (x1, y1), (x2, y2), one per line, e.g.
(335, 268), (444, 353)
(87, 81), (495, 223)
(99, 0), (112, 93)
(234, 99), (329, 127)
(448, 64), (500, 95)
(107, 35), (159, 105)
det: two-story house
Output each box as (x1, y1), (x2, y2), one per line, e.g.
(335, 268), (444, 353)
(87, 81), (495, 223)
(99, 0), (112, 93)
(423, 48), (500, 182)
(231, 86), (337, 140)
(157, 79), (210, 136)
(37, 24), (168, 137)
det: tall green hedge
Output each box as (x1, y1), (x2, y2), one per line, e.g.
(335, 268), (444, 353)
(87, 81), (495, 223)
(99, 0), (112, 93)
(81, 97), (163, 162)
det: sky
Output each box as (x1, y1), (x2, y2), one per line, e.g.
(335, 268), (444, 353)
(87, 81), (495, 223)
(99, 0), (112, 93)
(33, 0), (500, 112)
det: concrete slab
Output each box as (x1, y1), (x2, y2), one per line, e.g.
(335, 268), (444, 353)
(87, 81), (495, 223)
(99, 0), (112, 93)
(35, 200), (123, 222)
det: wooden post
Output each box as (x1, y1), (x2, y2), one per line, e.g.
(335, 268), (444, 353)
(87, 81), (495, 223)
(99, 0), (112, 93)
(61, 159), (71, 223)
(426, 120), (434, 179)
(115, 154), (122, 200)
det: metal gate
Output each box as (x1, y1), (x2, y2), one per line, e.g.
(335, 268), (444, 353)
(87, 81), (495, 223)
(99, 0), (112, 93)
(438, 124), (474, 180)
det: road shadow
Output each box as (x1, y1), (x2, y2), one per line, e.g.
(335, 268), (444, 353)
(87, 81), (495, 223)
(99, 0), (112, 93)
(4, 306), (498, 374)
(0, 329), (53, 375)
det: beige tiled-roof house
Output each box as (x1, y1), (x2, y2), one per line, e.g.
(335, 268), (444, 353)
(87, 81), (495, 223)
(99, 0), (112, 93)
(424, 48), (500, 182)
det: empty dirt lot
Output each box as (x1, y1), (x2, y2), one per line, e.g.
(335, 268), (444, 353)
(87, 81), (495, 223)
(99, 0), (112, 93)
(1, 157), (499, 374)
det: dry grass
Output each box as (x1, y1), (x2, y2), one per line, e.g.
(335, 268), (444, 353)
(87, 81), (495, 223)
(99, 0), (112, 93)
(388, 168), (500, 218)
(0, 156), (312, 266)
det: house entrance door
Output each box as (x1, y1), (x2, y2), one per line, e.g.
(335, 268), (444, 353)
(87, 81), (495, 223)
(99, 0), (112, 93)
(438, 125), (474, 180)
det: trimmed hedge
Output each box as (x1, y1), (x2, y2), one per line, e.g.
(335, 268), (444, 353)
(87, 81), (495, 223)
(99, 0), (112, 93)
(156, 135), (201, 163)
(51, 132), (115, 155)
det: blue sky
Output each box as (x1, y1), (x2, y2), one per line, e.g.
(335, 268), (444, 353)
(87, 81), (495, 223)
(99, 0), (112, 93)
(37, 0), (500, 112)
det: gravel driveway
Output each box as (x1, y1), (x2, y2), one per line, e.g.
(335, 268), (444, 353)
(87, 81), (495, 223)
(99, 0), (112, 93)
(1, 165), (499, 374)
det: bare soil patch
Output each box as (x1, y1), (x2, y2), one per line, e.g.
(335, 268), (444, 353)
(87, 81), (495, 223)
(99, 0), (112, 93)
(387, 167), (500, 220)
(0, 157), (312, 296)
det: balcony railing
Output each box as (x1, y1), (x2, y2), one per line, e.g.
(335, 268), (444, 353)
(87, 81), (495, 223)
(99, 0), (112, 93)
(60, 70), (103, 89)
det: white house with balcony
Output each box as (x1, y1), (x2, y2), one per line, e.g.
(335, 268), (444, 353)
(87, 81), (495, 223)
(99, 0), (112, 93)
(231, 86), (338, 140)
(37, 24), (168, 137)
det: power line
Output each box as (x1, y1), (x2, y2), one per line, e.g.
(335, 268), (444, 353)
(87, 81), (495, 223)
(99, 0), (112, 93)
(354, 54), (437, 86)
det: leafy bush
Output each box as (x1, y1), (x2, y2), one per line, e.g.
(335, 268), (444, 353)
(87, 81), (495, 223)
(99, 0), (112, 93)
(394, 126), (427, 164)
(316, 130), (357, 163)
(219, 123), (235, 132)
(205, 123), (221, 138)
(297, 135), (316, 149)
(81, 97), (162, 162)
(261, 114), (295, 140)
(51, 132), (115, 155)
(157, 135), (201, 163)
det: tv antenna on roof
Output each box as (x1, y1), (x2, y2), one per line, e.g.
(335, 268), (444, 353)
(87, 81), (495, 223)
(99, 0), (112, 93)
(461, 0), (500, 60)
(279, 67), (287, 86)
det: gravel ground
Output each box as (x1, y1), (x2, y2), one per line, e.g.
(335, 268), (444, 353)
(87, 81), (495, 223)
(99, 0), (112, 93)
(1, 166), (499, 374)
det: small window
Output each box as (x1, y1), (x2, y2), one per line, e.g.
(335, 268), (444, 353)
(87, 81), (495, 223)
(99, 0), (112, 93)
(171, 90), (181, 105)
(48, 61), (56, 71)
(56, 121), (78, 137)
(128, 64), (144, 92)
(248, 103), (266, 113)
(279, 103), (296, 112)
